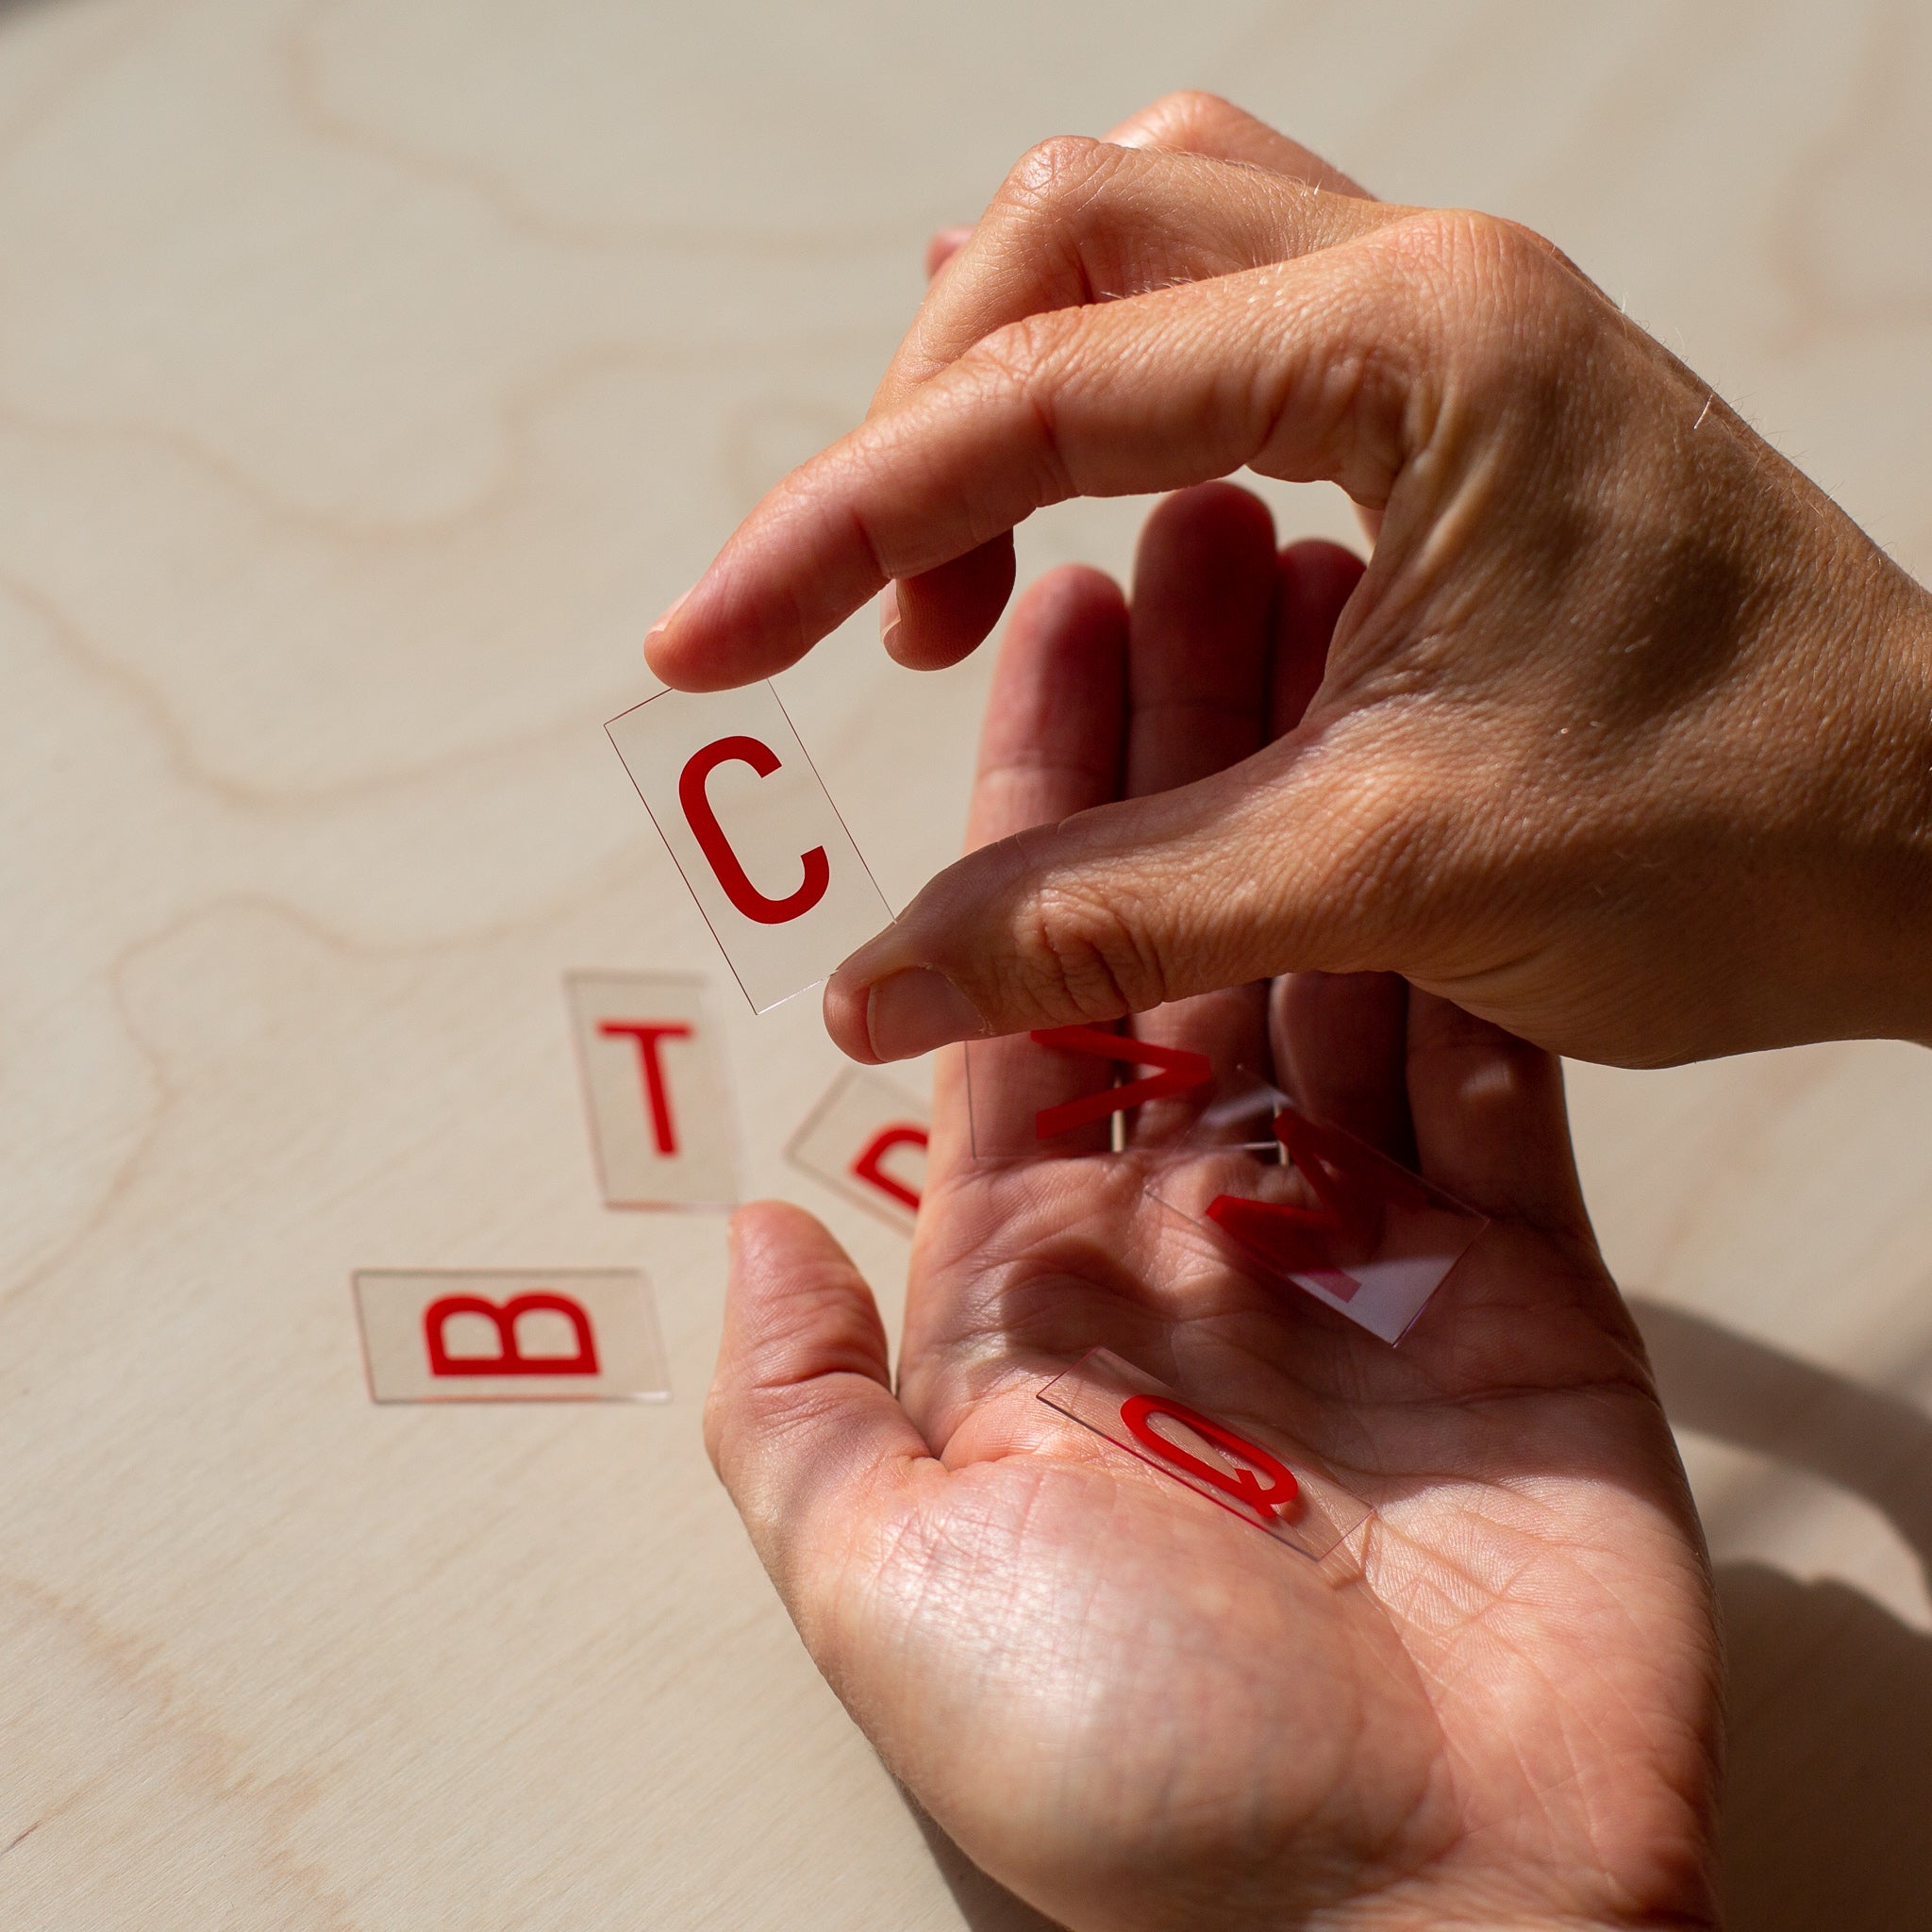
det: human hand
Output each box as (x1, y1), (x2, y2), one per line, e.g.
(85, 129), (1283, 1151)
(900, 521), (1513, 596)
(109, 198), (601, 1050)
(647, 92), (1932, 1068)
(705, 554), (1722, 1931)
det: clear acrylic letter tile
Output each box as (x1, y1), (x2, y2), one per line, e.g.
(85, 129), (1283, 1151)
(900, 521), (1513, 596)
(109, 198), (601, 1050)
(566, 971), (737, 1209)
(1146, 1106), (1488, 1345)
(607, 682), (892, 1013)
(786, 1064), (930, 1232)
(1038, 1347), (1368, 1560)
(965, 1025), (1281, 1158)
(355, 1270), (670, 1403)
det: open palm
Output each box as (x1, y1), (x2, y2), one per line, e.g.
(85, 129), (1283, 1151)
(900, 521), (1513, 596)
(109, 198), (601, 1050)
(707, 487), (1722, 1932)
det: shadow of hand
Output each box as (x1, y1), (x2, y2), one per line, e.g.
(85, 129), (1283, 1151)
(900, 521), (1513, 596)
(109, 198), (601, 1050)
(1632, 1299), (1932, 1931)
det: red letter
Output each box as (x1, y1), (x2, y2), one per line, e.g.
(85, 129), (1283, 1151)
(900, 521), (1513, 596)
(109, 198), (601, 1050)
(1120, 1393), (1298, 1520)
(678, 735), (830, 924)
(424, 1292), (601, 1377)
(850, 1123), (926, 1211)
(1204, 1195), (1360, 1299)
(1204, 1107), (1427, 1298)
(1028, 1024), (1212, 1140)
(597, 1020), (691, 1155)
(1274, 1108), (1425, 1216)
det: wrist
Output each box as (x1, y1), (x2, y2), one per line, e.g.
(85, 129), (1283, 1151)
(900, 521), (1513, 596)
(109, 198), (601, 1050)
(1790, 570), (1932, 1049)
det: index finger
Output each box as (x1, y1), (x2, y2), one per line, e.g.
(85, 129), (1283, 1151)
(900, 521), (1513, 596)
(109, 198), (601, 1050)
(645, 238), (1424, 691)
(915, 97), (1366, 331)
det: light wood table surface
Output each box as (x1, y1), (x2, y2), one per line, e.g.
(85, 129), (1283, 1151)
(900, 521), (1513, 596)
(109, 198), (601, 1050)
(3, 4), (1929, 1926)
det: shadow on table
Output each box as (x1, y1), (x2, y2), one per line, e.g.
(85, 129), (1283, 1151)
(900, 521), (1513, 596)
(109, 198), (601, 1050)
(1631, 1297), (1932, 1932)
(900, 1793), (1065, 1932)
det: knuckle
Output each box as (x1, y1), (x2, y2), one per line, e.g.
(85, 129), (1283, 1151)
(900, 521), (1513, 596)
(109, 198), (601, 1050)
(1367, 208), (1603, 420)
(998, 134), (1118, 223)
(1339, 787), (1429, 914)
(1005, 132), (1107, 192)
(1460, 208), (1572, 280)
(955, 312), (1080, 501)
(1464, 213), (1599, 354)
(1007, 876), (1172, 1020)
(1138, 89), (1241, 141)
(1377, 208), (1570, 318)
(1270, 751), (1435, 962)
(968, 308), (1068, 389)
(978, 136), (1151, 321)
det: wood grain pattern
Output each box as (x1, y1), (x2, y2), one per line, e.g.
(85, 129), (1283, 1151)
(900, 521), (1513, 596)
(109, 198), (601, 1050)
(1, 4), (1926, 1925)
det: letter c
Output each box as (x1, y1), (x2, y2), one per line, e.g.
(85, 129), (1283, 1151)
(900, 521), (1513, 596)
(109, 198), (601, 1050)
(678, 735), (830, 924)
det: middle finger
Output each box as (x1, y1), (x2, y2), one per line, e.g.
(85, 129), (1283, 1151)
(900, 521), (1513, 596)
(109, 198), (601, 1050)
(874, 138), (1396, 408)
(1123, 482), (1281, 1127)
(923, 562), (1130, 1178)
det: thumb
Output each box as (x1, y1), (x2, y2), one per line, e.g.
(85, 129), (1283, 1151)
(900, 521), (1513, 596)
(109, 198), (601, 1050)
(823, 734), (1407, 1059)
(706, 1202), (932, 1599)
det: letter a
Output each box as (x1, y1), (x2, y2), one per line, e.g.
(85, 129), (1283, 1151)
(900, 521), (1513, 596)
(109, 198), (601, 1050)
(1029, 1025), (1212, 1141)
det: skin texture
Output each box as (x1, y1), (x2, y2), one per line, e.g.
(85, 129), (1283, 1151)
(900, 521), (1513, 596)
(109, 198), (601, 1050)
(706, 526), (1724, 1932)
(646, 93), (1932, 1071)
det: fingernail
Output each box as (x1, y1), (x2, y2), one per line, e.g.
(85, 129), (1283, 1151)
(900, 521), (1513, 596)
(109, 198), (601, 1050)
(644, 586), (691, 652)
(865, 967), (984, 1060)
(878, 581), (901, 657)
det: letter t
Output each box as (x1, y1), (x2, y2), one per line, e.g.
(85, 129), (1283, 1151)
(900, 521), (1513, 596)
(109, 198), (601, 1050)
(597, 1021), (692, 1157)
